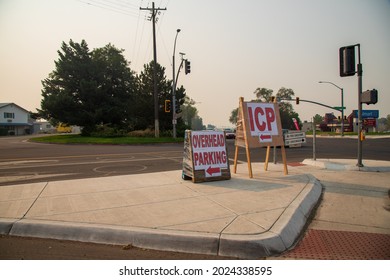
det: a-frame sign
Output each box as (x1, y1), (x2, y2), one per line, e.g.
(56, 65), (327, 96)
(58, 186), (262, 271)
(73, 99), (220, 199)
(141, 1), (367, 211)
(183, 130), (231, 183)
(233, 97), (288, 177)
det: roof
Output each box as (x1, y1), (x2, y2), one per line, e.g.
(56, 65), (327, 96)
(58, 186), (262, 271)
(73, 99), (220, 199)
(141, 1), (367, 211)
(0, 103), (30, 113)
(0, 123), (33, 126)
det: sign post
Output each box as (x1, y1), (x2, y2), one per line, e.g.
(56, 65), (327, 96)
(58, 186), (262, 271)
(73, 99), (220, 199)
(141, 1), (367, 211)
(234, 97), (288, 178)
(182, 130), (231, 183)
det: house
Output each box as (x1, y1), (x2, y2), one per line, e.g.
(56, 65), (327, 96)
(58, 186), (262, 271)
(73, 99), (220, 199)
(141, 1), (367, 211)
(0, 103), (33, 136)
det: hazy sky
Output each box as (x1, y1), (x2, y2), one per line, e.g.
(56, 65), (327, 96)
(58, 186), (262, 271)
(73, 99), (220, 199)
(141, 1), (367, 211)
(1, 0), (389, 127)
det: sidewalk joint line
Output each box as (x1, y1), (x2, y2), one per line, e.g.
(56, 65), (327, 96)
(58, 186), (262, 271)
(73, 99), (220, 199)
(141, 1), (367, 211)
(22, 181), (49, 219)
(5, 181), (49, 235)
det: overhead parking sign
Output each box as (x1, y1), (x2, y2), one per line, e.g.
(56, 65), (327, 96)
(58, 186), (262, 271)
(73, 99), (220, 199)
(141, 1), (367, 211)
(182, 130), (231, 183)
(192, 131), (228, 176)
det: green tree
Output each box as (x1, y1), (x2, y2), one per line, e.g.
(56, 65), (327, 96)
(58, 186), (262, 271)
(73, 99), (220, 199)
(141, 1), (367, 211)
(253, 87), (273, 102)
(229, 108), (239, 125)
(40, 40), (136, 135)
(313, 114), (323, 124)
(191, 116), (205, 130)
(181, 97), (200, 129)
(91, 43), (137, 130)
(228, 87), (302, 130)
(275, 87), (302, 130)
(136, 61), (186, 134)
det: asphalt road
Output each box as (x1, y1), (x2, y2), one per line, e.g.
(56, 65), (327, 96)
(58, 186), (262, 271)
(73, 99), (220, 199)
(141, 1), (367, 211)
(1, 135), (389, 260)
(0, 135), (389, 186)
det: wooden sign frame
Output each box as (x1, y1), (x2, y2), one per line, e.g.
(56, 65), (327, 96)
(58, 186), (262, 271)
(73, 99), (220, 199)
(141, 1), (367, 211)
(233, 97), (288, 177)
(182, 130), (231, 183)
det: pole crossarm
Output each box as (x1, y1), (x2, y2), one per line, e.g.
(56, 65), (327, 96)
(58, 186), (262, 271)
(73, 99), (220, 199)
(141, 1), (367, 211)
(300, 99), (343, 112)
(140, 4), (167, 14)
(175, 57), (185, 88)
(280, 98), (343, 112)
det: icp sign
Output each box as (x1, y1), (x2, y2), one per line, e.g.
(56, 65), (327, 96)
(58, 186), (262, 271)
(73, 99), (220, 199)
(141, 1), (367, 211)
(247, 103), (279, 138)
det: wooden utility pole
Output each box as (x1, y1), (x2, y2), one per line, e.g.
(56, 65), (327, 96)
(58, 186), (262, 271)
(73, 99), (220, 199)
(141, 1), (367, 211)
(140, 2), (166, 138)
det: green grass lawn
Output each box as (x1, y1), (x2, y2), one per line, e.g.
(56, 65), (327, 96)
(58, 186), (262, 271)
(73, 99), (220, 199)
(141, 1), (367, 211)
(30, 134), (184, 145)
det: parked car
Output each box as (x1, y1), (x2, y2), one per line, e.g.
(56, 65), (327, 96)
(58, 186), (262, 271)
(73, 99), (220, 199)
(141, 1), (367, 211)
(224, 128), (236, 139)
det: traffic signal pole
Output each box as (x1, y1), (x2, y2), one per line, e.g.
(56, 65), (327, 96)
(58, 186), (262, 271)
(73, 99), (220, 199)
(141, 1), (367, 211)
(357, 44), (363, 167)
(172, 55), (185, 138)
(339, 43), (364, 167)
(172, 29), (181, 139)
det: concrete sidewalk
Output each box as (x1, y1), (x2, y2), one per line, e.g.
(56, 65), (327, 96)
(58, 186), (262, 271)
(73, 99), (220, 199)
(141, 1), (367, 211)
(0, 159), (388, 259)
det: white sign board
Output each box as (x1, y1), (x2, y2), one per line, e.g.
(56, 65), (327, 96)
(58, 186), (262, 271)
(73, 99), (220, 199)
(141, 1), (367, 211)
(284, 131), (306, 146)
(284, 131), (306, 140)
(234, 98), (288, 177)
(285, 138), (306, 146)
(247, 103), (279, 137)
(191, 131), (228, 177)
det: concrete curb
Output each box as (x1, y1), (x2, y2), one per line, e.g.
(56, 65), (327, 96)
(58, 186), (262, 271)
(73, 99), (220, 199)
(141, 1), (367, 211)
(1, 175), (323, 259)
(7, 219), (221, 256)
(302, 159), (390, 172)
(218, 175), (322, 258)
(0, 218), (18, 235)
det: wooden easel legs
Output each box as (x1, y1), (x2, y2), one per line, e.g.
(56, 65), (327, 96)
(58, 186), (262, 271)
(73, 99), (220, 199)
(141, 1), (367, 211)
(233, 145), (239, 174)
(264, 145), (288, 175)
(233, 144), (253, 178)
(234, 144), (288, 177)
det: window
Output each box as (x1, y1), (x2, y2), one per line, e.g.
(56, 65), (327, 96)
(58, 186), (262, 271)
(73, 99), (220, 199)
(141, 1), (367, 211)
(4, 112), (15, 119)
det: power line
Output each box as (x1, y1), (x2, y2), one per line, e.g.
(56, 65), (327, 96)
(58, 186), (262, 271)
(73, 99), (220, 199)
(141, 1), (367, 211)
(77, 0), (139, 17)
(132, 0), (143, 69)
(108, 0), (140, 9)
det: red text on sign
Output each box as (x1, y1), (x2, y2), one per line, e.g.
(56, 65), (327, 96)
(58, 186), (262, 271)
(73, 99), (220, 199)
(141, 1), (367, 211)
(248, 106), (275, 132)
(192, 133), (225, 149)
(193, 151), (227, 167)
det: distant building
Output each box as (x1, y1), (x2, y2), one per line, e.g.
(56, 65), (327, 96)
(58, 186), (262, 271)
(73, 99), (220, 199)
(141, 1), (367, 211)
(319, 112), (347, 133)
(301, 121), (314, 132)
(36, 121), (56, 134)
(317, 110), (378, 133)
(0, 103), (33, 136)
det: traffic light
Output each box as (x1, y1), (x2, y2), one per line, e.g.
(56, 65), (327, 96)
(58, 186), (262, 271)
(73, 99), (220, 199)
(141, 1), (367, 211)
(164, 100), (171, 113)
(296, 97), (299, 104)
(175, 101), (181, 113)
(361, 89), (378, 105)
(185, 59), (191, 74)
(339, 45), (356, 77)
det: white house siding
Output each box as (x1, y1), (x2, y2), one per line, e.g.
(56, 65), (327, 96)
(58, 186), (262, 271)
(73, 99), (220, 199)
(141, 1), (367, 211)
(0, 103), (32, 135)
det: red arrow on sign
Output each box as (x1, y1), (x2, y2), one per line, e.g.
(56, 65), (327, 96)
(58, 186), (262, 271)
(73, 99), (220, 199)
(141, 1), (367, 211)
(259, 134), (272, 141)
(206, 166), (220, 176)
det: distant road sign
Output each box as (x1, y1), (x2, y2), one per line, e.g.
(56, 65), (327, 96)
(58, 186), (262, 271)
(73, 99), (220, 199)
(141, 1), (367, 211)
(353, 110), (379, 119)
(284, 131), (306, 140)
(284, 131), (306, 146)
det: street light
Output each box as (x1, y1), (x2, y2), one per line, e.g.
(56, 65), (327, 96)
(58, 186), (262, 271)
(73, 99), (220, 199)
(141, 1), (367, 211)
(172, 29), (181, 138)
(319, 81), (345, 136)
